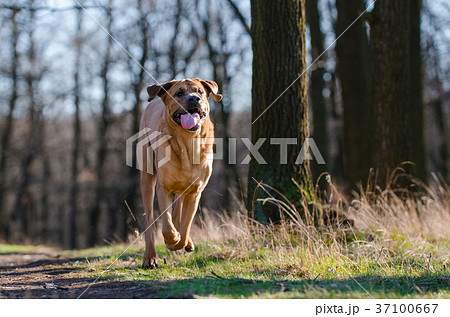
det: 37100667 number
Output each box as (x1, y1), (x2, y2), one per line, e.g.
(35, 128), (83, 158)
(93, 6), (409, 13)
(376, 304), (438, 314)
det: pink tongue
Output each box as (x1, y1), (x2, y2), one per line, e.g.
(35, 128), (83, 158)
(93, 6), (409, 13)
(180, 113), (200, 129)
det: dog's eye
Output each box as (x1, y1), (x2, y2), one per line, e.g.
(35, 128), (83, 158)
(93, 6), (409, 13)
(175, 90), (183, 97)
(198, 89), (203, 95)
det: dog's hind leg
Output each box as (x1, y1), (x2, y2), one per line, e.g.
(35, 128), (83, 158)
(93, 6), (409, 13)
(157, 185), (181, 246)
(141, 170), (158, 269)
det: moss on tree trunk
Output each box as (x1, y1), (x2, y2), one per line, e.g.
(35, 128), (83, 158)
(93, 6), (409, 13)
(248, 0), (313, 222)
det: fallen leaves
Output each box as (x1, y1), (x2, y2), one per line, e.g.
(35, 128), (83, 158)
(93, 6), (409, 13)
(253, 261), (309, 278)
(276, 263), (309, 277)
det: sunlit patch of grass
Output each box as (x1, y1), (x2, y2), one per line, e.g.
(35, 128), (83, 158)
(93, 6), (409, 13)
(68, 173), (449, 298)
(0, 244), (37, 254)
(73, 237), (449, 299)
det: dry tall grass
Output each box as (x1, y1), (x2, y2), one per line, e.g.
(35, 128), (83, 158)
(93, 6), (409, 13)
(189, 172), (449, 272)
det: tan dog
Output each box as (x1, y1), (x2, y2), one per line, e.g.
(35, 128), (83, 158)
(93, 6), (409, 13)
(139, 78), (222, 268)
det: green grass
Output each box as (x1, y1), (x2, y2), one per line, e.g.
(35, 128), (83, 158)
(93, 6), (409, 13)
(72, 235), (450, 299)
(0, 243), (37, 254)
(3, 179), (449, 299)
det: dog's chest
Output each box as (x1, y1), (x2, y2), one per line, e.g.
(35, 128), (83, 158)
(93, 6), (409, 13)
(157, 148), (213, 195)
(161, 165), (212, 195)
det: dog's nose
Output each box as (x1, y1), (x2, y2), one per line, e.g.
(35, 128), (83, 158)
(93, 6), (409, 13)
(187, 95), (200, 106)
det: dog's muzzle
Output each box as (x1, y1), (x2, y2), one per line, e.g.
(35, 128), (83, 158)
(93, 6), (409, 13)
(173, 105), (206, 131)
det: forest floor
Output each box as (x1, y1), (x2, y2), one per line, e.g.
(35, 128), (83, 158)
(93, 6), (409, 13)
(1, 237), (449, 299)
(1, 182), (449, 298)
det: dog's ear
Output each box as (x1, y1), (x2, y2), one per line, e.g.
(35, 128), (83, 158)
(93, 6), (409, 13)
(147, 80), (177, 102)
(199, 80), (223, 102)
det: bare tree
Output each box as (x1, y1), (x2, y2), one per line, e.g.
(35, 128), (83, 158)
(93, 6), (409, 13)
(335, 0), (371, 189)
(306, 0), (329, 187)
(408, 0), (427, 181)
(0, 9), (19, 239)
(66, 7), (83, 249)
(423, 3), (449, 182)
(226, 0), (251, 36)
(169, 0), (182, 79)
(123, 0), (153, 241)
(89, 1), (115, 245)
(195, 0), (243, 211)
(11, 6), (45, 241)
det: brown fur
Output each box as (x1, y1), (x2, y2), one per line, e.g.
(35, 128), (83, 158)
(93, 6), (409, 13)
(139, 78), (221, 268)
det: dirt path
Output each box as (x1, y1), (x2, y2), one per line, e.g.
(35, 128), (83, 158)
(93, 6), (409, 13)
(0, 249), (158, 298)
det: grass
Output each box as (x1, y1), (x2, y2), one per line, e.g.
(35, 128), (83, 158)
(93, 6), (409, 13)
(4, 172), (450, 298)
(71, 238), (449, 298)
(0, 244), (37, 254)
(71, 174), (450, 298)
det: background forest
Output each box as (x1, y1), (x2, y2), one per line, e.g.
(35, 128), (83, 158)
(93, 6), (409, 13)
(0, 0), (449, 250)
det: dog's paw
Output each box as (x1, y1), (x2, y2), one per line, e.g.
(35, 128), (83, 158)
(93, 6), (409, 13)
(142, 257), (158, 269)
(185, 239), (195, 252)
(162, 230), (181, 245)
(166, 241), (185, 251)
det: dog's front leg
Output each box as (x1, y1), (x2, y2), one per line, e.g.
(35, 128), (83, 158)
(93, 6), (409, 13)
(166, 193), (200, 251)
(156, 185), (181, 246)
(172, 194), (184, 231)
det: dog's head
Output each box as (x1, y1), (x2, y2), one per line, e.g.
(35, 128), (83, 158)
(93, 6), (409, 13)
(147, 78), (222, 132)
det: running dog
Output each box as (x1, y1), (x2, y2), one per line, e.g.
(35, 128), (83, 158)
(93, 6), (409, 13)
(139, 78), (221, 268)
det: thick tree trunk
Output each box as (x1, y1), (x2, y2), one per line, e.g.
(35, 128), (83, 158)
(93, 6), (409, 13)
(249, 0), (312, 222)
(335, 0), (371, 189)
(370, 0), (412, 186)
(306, 0), (329, 183)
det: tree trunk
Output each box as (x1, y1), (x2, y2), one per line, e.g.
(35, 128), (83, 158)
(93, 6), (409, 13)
(67, 7), (83, 249)
(11, 10), (40, 241)
(88, 4), (114, 246)
(370, 0), (412, 186)
(200, 3), (241, 213)
(168, 0), (182, 79)
(123, 0), (150, 241)
(408, 0), (427, 182)
(428, 42), (449, 182)
(40, 144), (51, 243)
(431, 98), (449, 182)
(306, 0), (329, 184)
(335, 0), (371, 189)
(249, 0), (312, 222)
(0, 11), (19, 239)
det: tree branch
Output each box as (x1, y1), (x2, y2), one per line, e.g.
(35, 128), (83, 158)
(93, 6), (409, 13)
(0, 4), (102, 12)
(225, 0), (251, 37)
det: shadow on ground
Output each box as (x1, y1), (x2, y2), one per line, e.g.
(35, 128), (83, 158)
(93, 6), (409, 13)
(121, 275), (450, 299)
(1, 251), (449, 298)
